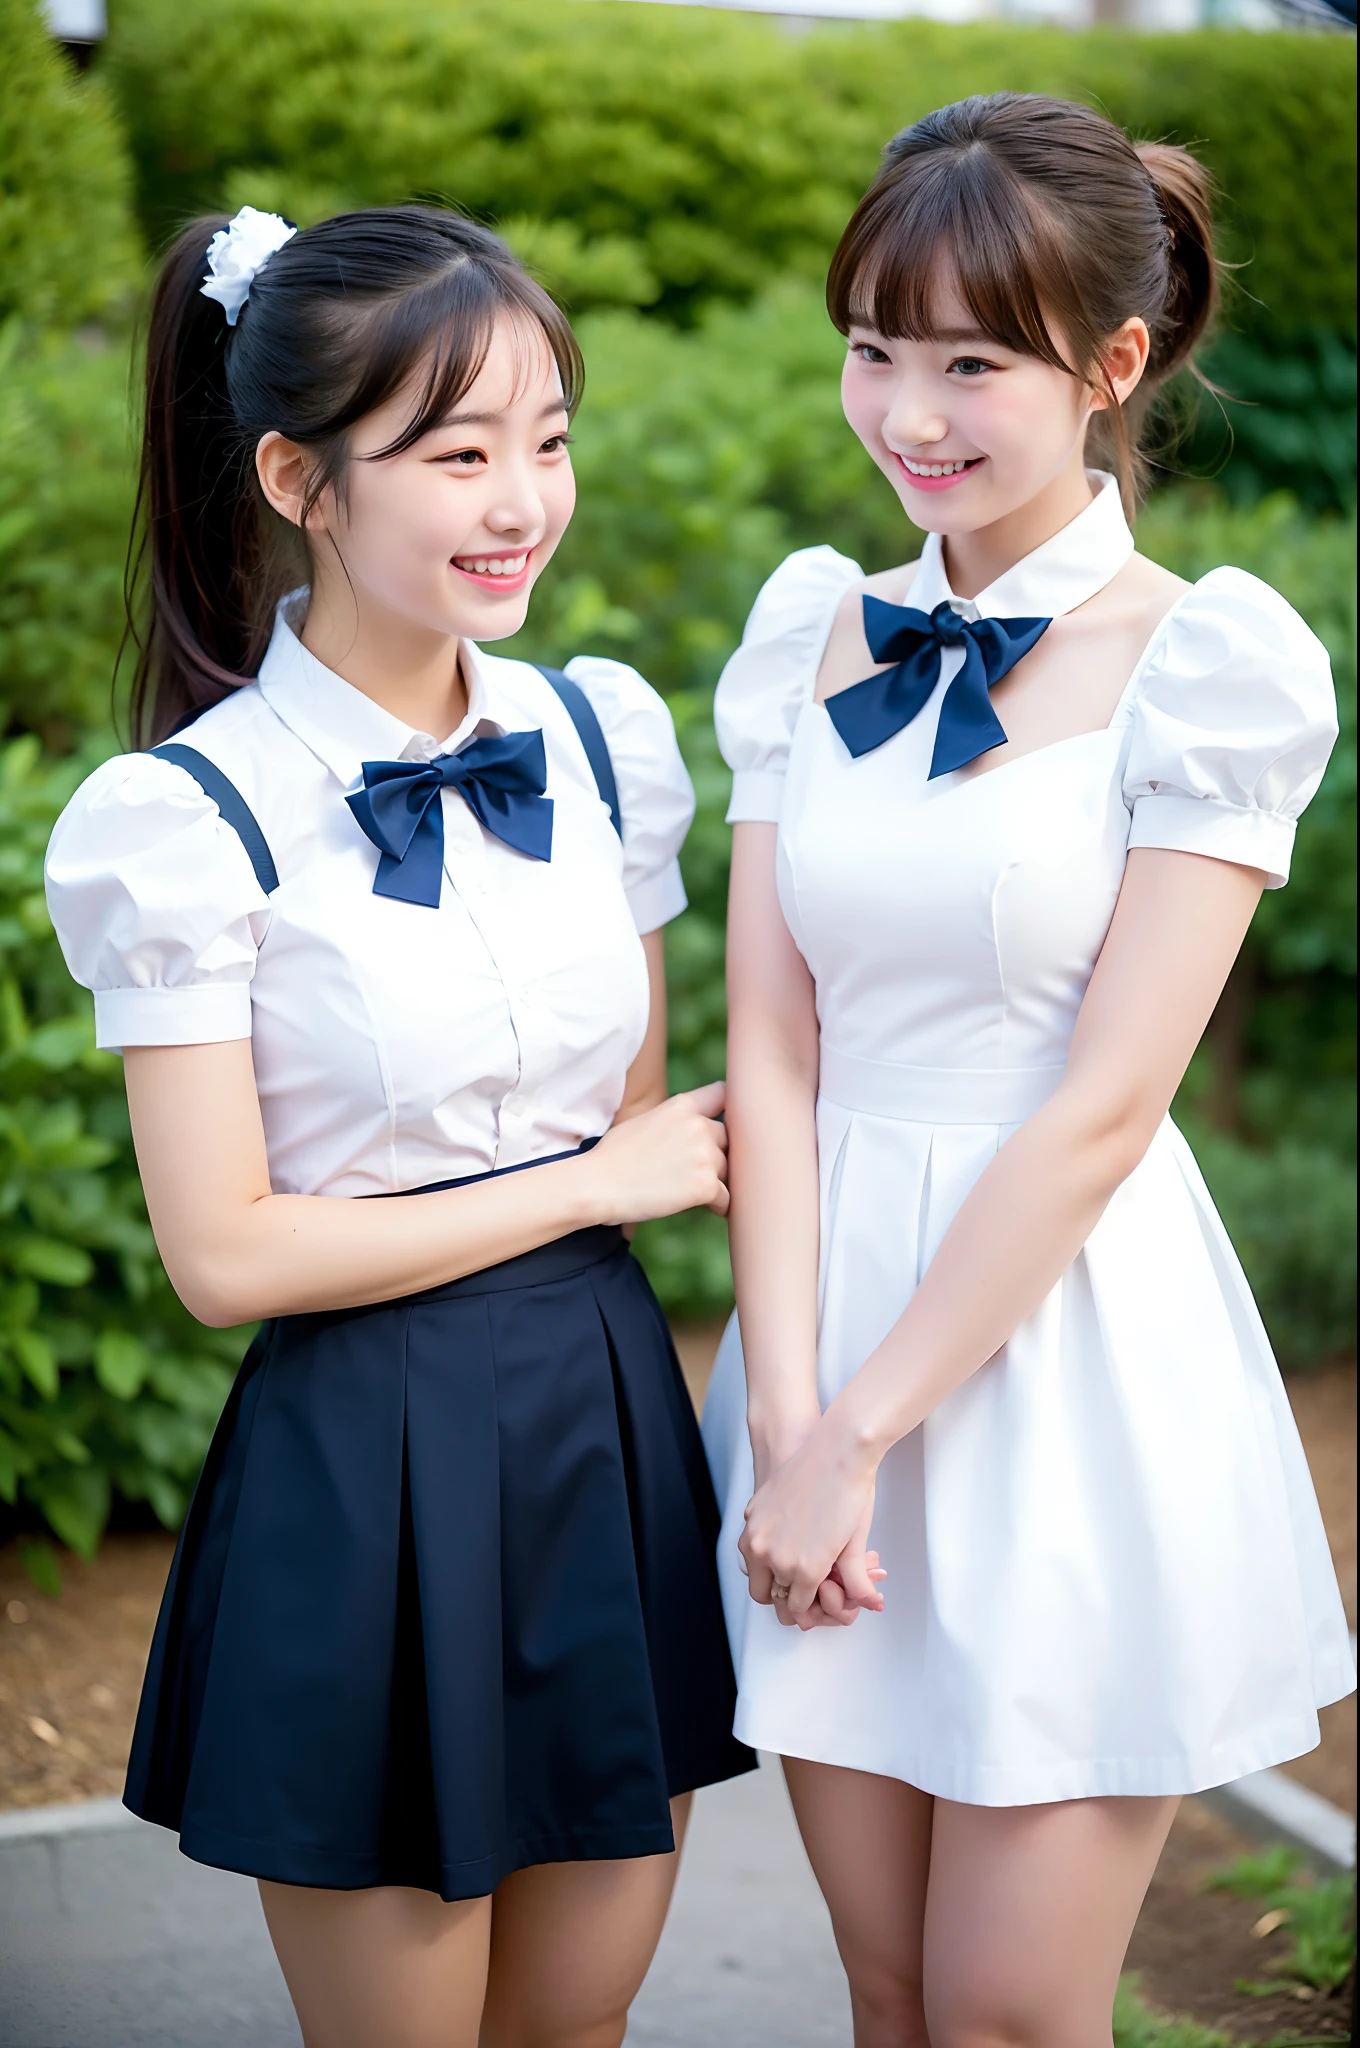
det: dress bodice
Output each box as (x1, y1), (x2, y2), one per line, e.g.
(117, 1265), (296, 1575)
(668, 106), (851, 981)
(717, 478), (1337, 1109)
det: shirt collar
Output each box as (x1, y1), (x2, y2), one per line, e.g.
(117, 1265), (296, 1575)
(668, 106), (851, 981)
(255, 589), (506, 787)
(909, 471), (1134, 623)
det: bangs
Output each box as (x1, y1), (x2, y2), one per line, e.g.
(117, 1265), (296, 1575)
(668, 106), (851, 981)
(290, 213), (583, 471)
(827, 148), (1077, 376)
(363, 265), (582, 463)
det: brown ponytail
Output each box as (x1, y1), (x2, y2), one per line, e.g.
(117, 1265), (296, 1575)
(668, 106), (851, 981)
(1133, 141), (1218, 382)
(126, 208), (582, 748)
(826, 95), (1223, 514)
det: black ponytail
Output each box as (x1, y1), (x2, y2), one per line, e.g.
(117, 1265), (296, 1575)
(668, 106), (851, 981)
(127, 208), (583, 747)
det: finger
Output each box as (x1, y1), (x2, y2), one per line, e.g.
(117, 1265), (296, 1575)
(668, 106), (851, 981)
(708, 1186), (731, 1217)
(684, 1081), (726, 1119)
(835, 1549), (885, 1613)
(815, 1576), (851, 1622)
(786, 1572), (821, 1622)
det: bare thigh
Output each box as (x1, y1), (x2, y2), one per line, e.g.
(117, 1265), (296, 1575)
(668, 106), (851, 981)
(924, 1793), (1180, 2048)
(478, 1792), (693, 2048)
(258, 1879), (492, 2048)
(782, 1757), (933, 2048)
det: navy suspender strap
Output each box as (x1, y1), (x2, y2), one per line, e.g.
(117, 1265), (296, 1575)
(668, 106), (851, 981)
(149, 671), (618, 892)
(533, 665), (624, 840)
(148, 743), (281, 896)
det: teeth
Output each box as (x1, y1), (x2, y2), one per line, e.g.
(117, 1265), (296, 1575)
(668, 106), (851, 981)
(458, 555), (528, 576)
(904, 458), (974, 477)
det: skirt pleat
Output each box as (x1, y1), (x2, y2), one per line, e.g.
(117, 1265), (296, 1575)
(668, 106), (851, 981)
(125, 1227), (752, 1899)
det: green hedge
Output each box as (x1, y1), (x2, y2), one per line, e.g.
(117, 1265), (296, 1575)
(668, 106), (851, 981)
(0, 736), (243, 1582)
(105, 0), (1355, 347)
(0, 329), (136, 743)
(0, 0), (141, 328)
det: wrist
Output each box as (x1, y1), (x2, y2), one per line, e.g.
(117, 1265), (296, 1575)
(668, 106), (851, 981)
(822, 1387), (893, 1476)
(748, 1400), (822, 1467)
(562, 1151), (615, 1230)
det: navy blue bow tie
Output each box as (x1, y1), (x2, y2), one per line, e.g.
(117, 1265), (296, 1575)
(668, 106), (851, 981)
(825, 596), (1051, 779)
(346, 729), (554, 907)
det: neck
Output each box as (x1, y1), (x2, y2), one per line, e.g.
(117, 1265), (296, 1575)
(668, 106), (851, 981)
(300, 566), (470, 741)
(941, 456), (1096, 602)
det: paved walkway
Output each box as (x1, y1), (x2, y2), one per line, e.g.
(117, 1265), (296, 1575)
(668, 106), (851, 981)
(0, 1758), (850, 2048)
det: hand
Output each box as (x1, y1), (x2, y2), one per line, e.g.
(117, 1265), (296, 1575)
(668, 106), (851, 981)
(584, 1082), (728, 1224)
(739, 1418), (881, 1623)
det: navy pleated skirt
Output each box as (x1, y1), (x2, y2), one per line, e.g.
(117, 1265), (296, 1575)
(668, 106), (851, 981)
(124, 1222), (753, 1900)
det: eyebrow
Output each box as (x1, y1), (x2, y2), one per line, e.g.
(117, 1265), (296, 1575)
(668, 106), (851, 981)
(435, 398), (569, 430)
(850, 323), (998, 347)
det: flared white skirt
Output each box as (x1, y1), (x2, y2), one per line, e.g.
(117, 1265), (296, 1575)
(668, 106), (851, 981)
(702, 1098), (1355, 1805)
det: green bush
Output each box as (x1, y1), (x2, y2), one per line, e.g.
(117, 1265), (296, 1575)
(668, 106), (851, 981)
(105, 0), (1355, 347)
(0, 737), (243, 1576)
(0, 327), (137, 743)
(0, 0), (142, 328)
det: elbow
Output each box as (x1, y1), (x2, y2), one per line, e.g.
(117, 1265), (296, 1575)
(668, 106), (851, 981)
(169, 1253), (265, 1331)
(1050, 1083), (1164, 1197)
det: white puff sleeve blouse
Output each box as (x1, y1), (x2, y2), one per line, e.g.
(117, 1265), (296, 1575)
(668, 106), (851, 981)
(45, 605), (695, 1196)
(43, 751), (271, 1051)
(715, 546), (861, 823)
(1122, 568), (1338, 890)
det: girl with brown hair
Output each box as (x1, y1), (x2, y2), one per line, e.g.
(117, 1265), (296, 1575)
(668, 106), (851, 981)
(703, 94), (1353, 2044)
(45, 204), (751, 2047)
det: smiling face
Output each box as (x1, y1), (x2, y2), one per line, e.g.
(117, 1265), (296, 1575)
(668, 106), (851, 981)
(277, 311), (577, 648)
(840, 273), (1103, 541)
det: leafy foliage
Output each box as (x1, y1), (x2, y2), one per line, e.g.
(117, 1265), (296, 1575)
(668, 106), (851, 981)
(105, 0), (1355, 346)
(0, 738), (243, 1575)
(0, 0), (142, 328)
(1206, 1846), (1356, 1997)
(0, 326), (136, 743)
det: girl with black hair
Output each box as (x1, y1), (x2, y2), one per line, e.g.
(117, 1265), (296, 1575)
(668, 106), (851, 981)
(46, 204), (751, 2048)
(704, 95), (1353, 2044)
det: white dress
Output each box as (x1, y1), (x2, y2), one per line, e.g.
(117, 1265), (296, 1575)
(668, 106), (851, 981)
(702, 474), (1355, 1805)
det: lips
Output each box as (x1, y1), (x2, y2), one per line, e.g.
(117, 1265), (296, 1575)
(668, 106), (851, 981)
(452, 551), (531, 592)
(896, 455), (985, 494)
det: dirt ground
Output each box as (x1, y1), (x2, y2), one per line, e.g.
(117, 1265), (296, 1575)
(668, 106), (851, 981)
(1, 1345), (1353, 2042)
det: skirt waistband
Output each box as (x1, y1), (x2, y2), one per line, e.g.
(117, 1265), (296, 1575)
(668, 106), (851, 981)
(818, 1045), (1065, 1125)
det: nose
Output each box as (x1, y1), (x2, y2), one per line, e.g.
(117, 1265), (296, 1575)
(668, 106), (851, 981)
(482, 460), (546, 542)
(883, 376), (950, 455)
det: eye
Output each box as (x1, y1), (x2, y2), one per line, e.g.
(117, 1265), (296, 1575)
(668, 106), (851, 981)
(852, 341), (892, 366)
(949, 356), (997, 378)
(539, 432), (573, 455)
(437, 446), (486, 466)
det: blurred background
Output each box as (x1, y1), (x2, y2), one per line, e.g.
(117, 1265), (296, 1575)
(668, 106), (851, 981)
(4, 0), (1353, 1546)
(0, 2), (1354, 2035)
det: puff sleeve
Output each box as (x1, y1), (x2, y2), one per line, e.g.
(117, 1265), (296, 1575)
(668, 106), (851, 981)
(1122, 568), (1338, 890)
(562, 656), (696, 934)
(44, 753), (272, 1050)
(715, 546), (862, 824)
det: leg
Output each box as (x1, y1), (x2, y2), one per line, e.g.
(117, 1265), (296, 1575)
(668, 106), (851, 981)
(259, 1880), (492, 2048)
(923, 1794), (1180, 2048)
(782, 1757), (933, 2048)
(478, 1794), (693, 2048)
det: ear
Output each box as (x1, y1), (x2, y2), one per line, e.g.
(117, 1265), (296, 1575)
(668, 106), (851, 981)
(1089, 317), (1151, 412)
(256, 432), (325, 532)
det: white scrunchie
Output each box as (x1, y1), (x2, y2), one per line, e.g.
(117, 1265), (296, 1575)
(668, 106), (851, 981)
(200, 206), (298, 327)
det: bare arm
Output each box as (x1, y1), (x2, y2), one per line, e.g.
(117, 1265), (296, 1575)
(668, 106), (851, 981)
(726, 824), (825, 1479)
(124, 927), (725, 1327)
(740, 847), (1265, 1617)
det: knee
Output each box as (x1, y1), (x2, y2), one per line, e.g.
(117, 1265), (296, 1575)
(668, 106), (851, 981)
(488, 2020), (625, 2048)
(924, 2004), (1052, 2048)
(846, 1968), (930, 2048)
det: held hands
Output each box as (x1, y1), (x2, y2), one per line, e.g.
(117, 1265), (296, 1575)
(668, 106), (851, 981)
(585, 1082), (729, 1223)
(740, 1420), (886, 1630)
